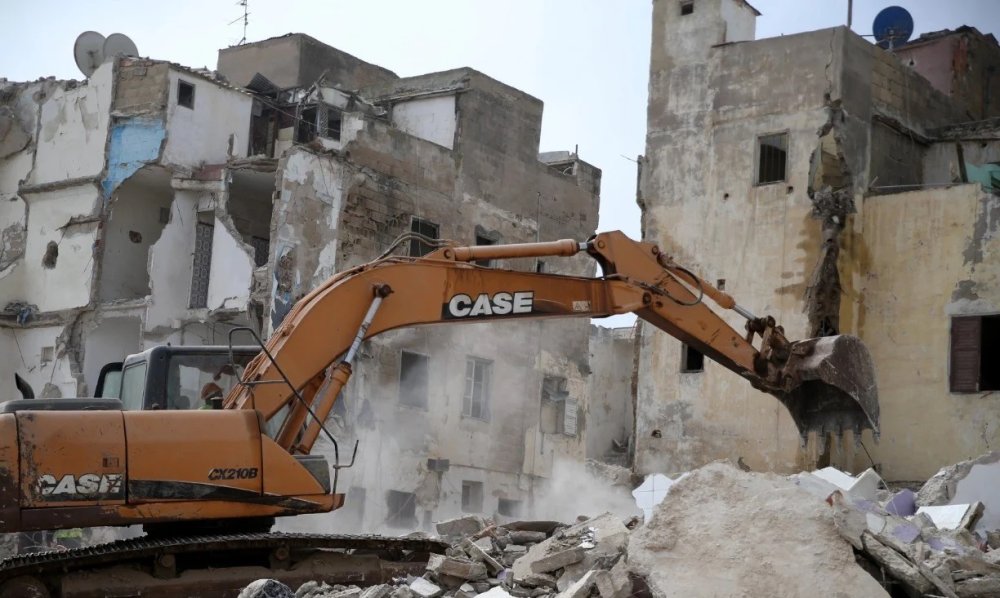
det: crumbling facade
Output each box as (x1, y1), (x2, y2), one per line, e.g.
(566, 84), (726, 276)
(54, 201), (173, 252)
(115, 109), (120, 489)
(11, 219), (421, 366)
(637, 0), (1000, 481)
(0, 34), (635, 532)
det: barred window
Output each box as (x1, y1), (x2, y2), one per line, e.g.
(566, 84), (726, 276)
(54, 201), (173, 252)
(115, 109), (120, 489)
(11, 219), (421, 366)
(756, 133), (788, 185)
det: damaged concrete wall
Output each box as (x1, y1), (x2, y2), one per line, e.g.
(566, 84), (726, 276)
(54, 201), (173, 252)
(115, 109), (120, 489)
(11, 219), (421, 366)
(586, 325), (636, 467)
(638, 1), (833, 475)
(391, 95), (458, 149)
(267, 66), (601, 531)
(216, 33), (398, 91)
(640, 0), (999, 479)
(855, 184), (1000, 480)
(162, 69), (252, 167)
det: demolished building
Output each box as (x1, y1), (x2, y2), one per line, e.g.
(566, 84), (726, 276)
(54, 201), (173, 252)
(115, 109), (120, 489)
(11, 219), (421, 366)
(0, 33), (635, 532)
(637, 0), (1000, 482)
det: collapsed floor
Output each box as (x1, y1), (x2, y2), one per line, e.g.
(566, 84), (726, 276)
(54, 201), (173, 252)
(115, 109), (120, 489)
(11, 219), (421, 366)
(237, 452), (1000, 598)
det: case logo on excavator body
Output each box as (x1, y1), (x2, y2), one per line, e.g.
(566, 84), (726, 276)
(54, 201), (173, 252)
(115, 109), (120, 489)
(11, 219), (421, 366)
(444, 291), (534, 319)
(36, 473), (124, 500)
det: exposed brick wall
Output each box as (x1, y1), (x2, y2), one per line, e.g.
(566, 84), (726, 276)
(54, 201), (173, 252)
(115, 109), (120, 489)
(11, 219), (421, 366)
(869, 46), (966, 131)
(113, 59), (169, 115)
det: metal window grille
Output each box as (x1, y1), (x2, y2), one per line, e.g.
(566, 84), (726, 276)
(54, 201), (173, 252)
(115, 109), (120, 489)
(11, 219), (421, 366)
(757, 133), (788, 184)
(463, 358), (492, 420)
(189, 221), (214, 308)
(409, 218), (440, 257)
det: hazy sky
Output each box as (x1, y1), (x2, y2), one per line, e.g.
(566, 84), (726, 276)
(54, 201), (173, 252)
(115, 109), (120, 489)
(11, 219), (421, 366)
(2, 0), (997, 240)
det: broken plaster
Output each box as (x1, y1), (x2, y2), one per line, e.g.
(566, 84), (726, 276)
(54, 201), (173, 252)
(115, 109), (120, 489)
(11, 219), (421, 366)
(804, 102), (857, 337)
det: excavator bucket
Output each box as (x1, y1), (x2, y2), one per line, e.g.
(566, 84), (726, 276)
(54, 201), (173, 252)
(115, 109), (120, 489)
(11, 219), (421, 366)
(776, 334), (879, 444)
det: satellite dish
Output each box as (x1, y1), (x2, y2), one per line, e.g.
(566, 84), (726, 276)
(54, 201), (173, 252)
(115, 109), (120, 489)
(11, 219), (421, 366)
(873, 6), (914, 50)
(73, 31), (105, 77)
(103, 33), (138, 59)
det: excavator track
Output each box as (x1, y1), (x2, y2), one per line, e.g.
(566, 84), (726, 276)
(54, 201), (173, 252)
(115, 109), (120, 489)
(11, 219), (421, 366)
(0, 532), (449, 598)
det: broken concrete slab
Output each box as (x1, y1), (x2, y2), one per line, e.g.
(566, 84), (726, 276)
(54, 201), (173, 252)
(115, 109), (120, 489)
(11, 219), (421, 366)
(507, 531), (546, 545)
(409, 578), (442, 598)
(427, 554), (488, 581)
(437, 516), (487, 537)
(628, 462), (888, 597)
(918, 451), (1000, 533)
(554, 569), (598, 598)
(358, 586), (392, 598)
(509, 513), (625, 584)
(811, 466), (883, 501)
(529, 547), (586, 574)
(861, 532), (934, 595)
(594, 560), (632, 598)
(916, 503), (984, 531)
(463, 539), (503, 575)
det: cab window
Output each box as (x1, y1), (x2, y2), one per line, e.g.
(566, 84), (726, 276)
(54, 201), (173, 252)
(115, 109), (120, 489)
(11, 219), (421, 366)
(120, 362), (147, 411)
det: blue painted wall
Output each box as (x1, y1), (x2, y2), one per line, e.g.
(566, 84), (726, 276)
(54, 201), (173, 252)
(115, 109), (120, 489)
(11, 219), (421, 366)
(102, 117), (166, 200)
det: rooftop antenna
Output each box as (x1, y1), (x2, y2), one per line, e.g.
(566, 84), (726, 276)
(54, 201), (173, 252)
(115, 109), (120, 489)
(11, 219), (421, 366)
(73, 31), (106, 77)
(872, 6), (914, 51)
(230, 0), (250, 45)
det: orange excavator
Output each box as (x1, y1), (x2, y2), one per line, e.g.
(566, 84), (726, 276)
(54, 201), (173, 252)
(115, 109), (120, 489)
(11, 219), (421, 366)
(0, 231), (878, 596)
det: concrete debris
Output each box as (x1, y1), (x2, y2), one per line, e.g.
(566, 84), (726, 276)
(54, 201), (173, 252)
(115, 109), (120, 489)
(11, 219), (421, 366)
(240, 579), (295, 598)
(917, 502), (985, 531)
(409, 578), (443, 598)
(629, 462), (888, 597)
(918, 451), (1000, 533)
(241, 456), (1000, 598)
(437, 516), (488, 538)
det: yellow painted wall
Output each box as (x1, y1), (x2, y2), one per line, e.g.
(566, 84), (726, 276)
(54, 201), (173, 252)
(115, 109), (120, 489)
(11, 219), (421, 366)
(852, 184), (1000, 481)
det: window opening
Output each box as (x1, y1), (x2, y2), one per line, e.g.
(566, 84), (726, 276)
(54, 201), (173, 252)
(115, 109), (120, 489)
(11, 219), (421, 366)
(296, 106), (318, 143)
(463, 358), (492, 421)
(498, 498), (522, 517)
(399, 351), (430, 408)
(680, 1), (694, 15)
(386, 490), (418, 529)
(119, 362), (147, 411)
(189, 220), (214, 308)
(250, 236), (270, 268)
(461, 481), (484, 513)
(326, 109), (342, 141)
(409, 217), (440, 257)
(681, 344), (705, 373)
(951, 315), (1000, 392)
(177, 81), (195, 109)
(475, 233), (496, 267)
(757, 133), (788, 185)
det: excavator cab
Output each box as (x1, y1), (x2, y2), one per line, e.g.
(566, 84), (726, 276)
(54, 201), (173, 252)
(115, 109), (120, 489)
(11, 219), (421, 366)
(108, 346), (260, 411)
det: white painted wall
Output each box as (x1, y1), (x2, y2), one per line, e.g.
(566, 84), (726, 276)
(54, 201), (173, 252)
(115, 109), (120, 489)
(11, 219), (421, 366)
(29, 63), (113, 185)
(82, 315), (142, 394)
(206, 215), (254, 312)
(392, 95), (457, 149)
(98, 176), (173, 302)
(0, 325), (78, 399)
(146, 189), (201, 331)
(162, 69), (253, 166)
(0, 185), (101, 312)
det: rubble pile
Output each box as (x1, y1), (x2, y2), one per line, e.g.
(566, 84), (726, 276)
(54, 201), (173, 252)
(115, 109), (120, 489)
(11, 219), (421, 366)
(817, 452), (1000, 598)
(239, 453), (1000, 598)
(629, 462), (888, 597)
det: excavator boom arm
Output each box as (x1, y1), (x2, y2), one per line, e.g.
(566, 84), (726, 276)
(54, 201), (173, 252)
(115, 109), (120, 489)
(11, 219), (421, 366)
(225, 231), (878, 452)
